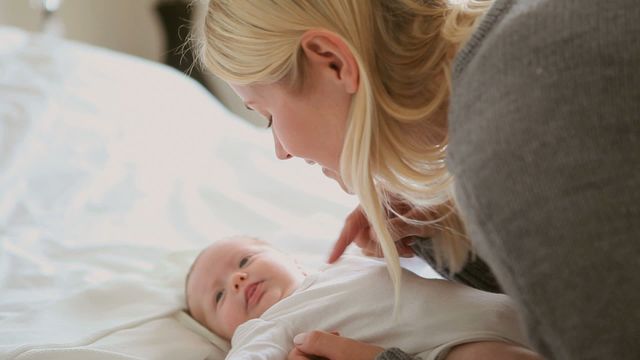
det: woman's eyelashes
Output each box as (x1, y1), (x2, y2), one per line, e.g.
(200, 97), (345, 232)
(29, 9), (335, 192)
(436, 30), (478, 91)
(244, 105), (272, 129)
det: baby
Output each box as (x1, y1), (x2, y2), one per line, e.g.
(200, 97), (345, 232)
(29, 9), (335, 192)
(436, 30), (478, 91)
(185, 236), (535, 359)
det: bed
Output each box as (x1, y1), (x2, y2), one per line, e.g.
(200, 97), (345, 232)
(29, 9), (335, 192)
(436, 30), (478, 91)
(0, 26), (435, 360)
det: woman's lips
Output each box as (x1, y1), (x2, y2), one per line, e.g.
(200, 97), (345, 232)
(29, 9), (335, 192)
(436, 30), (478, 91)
(245, 281), (264, 309)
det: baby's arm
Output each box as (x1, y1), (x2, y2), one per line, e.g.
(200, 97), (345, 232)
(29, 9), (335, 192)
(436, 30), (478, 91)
(227, 319), (291, 360)
(444, 341), (542, 360)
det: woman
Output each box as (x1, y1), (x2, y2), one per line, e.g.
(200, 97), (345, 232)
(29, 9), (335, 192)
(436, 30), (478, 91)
(198, 0), (640, 359)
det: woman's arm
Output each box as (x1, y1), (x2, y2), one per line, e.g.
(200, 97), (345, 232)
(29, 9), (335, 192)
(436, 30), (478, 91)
(409, 237), (502, 293)
(445, 341), (543, 360)
(447, 0), (640, 358)
(329, 206), (503, 294)
(288, 332), (543, 360)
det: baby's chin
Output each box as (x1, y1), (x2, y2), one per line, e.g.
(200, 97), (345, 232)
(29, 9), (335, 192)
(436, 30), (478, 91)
(250, 289), (284, 319)
(229, 286), (299, 339)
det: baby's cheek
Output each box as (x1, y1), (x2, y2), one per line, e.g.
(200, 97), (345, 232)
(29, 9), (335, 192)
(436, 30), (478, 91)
(219, 308), (249, 339)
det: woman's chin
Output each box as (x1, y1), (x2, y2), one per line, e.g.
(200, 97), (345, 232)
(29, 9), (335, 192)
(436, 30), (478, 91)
(322, 167), (353, 194)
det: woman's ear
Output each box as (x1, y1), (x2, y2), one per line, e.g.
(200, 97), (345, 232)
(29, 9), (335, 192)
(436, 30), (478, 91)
(299, 30), (359, 94)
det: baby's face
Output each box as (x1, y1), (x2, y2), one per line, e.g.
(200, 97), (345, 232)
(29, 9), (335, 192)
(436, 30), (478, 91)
(186, 237), (305, 340)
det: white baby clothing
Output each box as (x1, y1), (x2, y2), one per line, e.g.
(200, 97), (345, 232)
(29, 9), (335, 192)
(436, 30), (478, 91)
(227, 256), (528, 359)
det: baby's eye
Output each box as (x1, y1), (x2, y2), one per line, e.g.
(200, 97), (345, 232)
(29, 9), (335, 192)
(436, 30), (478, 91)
(266, 116), (273, 129)
(215, 290), (224, 303)
(239, 256), (251, 268)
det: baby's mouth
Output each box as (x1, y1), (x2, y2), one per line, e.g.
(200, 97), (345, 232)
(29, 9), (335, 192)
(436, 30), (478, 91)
(244, 281), (264, 310)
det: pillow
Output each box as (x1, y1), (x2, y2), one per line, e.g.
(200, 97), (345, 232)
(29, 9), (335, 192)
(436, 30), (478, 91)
(175, 310), (231, 354)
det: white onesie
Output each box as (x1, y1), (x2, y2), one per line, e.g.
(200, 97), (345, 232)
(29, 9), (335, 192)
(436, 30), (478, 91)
(227, 256), (528, 360)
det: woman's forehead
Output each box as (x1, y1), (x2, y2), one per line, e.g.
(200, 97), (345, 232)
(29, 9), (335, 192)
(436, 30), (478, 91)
(230, 82), (290, 104)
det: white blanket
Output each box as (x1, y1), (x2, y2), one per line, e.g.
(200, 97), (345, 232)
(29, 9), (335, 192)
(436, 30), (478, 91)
(0, 26), (373, 360)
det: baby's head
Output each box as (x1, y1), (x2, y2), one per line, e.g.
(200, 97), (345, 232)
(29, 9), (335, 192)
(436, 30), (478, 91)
(185, 236), (305, 340)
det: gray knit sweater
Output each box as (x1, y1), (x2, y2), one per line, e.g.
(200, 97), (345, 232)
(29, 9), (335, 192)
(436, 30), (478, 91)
(379, 0), (640, 359)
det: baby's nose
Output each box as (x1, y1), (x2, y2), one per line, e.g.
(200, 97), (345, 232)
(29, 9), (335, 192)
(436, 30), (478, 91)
(232, 272), (247, 291)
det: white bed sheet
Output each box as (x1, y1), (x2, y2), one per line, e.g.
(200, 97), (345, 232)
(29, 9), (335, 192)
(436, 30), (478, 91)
(0, 26), (436, 360)
(0, 26), (363, 360)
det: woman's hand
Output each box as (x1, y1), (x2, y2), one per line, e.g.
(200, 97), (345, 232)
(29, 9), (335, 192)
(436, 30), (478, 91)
(329, 203), (436, 263)
(287, 331), (384, 360)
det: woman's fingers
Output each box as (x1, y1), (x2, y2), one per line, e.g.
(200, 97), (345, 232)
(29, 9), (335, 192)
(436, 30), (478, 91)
(351, 217), (416, 258)
(358, 228), (414, 258)
(388, 207), (438, 239)
(331, 203), (435, 263)
(328, 228), (356, 264)
(360, 242), (414, 258)
(353, 227), (375, 252)
(329, 207), (368, 263)
(292, 331), (383, 360)
(287, 347), (311, 360)
(397, 238), (416, 257)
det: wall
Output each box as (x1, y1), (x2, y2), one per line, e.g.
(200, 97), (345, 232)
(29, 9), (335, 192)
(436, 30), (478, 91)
(0, 0), (164, 60)
(0, 0), (263, 126)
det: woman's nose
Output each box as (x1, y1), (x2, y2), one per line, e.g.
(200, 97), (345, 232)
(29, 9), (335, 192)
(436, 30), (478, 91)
(232, 272), (248, 292)
(273, 132), (292, 160)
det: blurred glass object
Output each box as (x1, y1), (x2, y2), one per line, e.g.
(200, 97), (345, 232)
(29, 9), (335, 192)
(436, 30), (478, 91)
(29, 0), (65, 35)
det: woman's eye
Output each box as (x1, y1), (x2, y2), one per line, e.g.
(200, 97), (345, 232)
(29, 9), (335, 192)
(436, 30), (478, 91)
(239, 256), (250, 268)
(215, 290), (224, 303)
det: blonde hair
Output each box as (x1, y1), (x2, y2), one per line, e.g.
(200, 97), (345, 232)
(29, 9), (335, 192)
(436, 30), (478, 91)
(199, 0), (492, 302)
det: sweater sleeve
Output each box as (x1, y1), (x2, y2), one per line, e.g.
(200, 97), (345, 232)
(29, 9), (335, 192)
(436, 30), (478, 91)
(376, 347), (421, 360)
(409, 237), (502, 294)
(448, 0), (640, 359)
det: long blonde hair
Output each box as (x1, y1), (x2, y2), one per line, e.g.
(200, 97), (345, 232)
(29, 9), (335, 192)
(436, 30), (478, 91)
(199, 0), (492, 300)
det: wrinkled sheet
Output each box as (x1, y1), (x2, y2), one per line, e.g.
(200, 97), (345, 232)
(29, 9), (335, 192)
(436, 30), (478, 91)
(0, 26), (360, 360)
(0, 26), (435, 360)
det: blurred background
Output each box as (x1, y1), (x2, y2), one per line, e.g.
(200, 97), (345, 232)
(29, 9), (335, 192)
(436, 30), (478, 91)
(0, 0), (265, 126)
